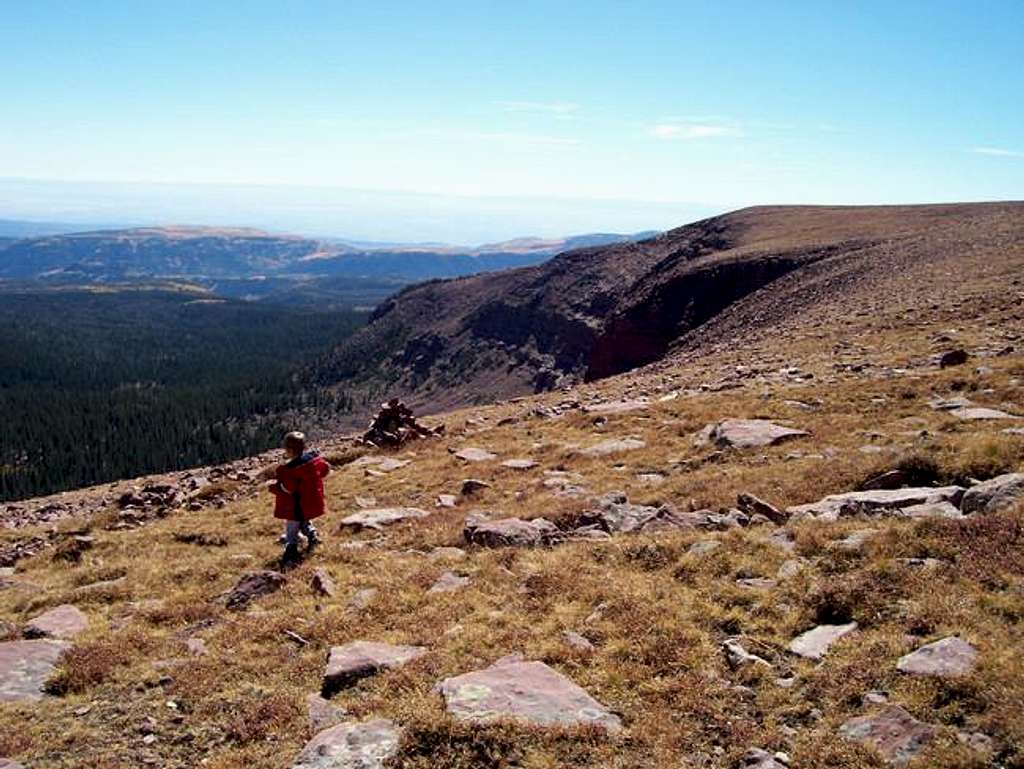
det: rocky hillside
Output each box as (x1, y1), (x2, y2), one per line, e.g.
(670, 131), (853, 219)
(310, 203), (1024, 417)
(1, 200), (1023, 768)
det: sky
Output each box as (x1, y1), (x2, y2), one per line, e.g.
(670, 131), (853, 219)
(1, 1), (1022, 243)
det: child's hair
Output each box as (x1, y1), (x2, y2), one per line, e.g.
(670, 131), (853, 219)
(284, 431), (306, 454)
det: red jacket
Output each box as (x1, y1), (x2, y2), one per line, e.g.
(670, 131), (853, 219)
(270, 451), (331, 521)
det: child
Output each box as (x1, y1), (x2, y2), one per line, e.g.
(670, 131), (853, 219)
(267, 431), (331, 566)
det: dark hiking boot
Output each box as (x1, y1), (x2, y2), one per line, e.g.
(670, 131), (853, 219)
(280, 543), (301, 569)
(306, 531), (321, 552)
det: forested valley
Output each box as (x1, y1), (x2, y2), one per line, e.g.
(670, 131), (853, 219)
(0, 287), (366, 501)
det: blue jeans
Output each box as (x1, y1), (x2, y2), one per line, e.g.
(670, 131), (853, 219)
(284, 518), (317, 546)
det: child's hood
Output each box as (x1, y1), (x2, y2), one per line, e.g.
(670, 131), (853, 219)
(286, 450), (320, 468)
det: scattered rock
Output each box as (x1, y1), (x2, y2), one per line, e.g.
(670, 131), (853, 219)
(454, 447), (497, 462)
(339, 507), (429, 531)
(322, 641), (428, 697)
(427, 547), (466, 562)
(579, 437), (646, 457)
(348, 588), (377, 611)
(222, 570), (287, 611)
(897, 636), (977, 678)
(311, 568), (337, 598)
(427, 571), (470, 594)
(464, 515), (560, 547)
(563, 631), (594, 651)
(583, 399), (649, 415)
(788, 486), (965, 521)
(950, 406), (1021, 421)
(697, 419), (809, 450)
(929, 396), (974, 411)
(739, 748), (789, 768)
(957, 730), (998, 757)
(737, 577), (777, 590)
(501, 459), (537, 470)
(736, 493), (788, 524)
(687, 540), (721, 557)
(306, 693), (347, 732)
(291, 719), (401, 769)
(961, 473), (1024, 514)
(834, 529), (876, 552)
(723, 639), (772, 670)
(0, 639), (69, 702)
(186, 638), (208, 656)
(938, 349), (969, 368)
(436, 494), (457, 508)
(788, 622), (858, 659)
(438, 656), (621, 731)
(777, 559), (805, 580)
(460, 479), (491, 496)
(23, 605), (88, 640)
(838, 705), (936, 767)
(0, 760), (26, 769)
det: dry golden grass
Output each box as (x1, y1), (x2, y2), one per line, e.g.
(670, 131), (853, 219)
(1, 301), (1023, 767)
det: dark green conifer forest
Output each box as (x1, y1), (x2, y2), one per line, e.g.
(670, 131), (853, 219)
(0, 288), (364, 501)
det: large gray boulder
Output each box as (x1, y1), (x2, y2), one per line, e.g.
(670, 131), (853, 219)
(697, 419), (808, 450)
(339, 507), (429, 531)
(322, 641), (427, 697)
(0, 639), (69, 702)
(788, 486), (965, 521)
(839, 705), (936, 767)
(291, 719), (401, 769)
(961, 473), (1024, 514)
(897, 636), (977, 678)
(439, 656), (621, 731)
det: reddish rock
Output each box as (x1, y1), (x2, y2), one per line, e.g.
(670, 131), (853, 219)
(0, 639), (69, 702)
(306, 693), (347, 732)
(23, 605), (88, 640)
(736, 493), (788, 524)
(222, 570), (287, 611)
(438, 656), (621, 731)
(839, 705), (936, 767)
(464, 515), (560, 547)
(322, 641), (427, 697)
(339, 507), (429, 531)
(897, 636), (977, 677)
(311, 568), (337, 598)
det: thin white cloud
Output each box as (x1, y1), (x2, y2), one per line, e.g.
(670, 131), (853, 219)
(649, 119), (742, 140)
(466, 131), (581, 147)
(496, 100), (580, 117)
(970, 146), (1024, 158)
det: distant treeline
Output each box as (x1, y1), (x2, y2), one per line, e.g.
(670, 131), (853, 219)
(0, 288), (366, 501)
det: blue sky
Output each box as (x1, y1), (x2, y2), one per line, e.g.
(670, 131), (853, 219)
(1, 1), (1021, 242)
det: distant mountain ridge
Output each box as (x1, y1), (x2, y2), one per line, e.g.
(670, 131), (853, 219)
(306, 202), (1024, 419)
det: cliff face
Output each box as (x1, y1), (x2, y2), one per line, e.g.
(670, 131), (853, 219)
(309, 202), (1024, 418)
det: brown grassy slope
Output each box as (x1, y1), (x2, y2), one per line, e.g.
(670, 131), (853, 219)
(2, 278), (1024, 767)
(309, 202), (1024, 423)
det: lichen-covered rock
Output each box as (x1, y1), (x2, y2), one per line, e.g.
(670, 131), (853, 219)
(897, 636), (977, 678)
(0, 639), (69, 702)
(23, 605), (88, 640)
(291, 719), (401, 769)
(961, 473), (1024, 514)
(438, 656), (621, 731)
(463, 515), (560, 547)
(839, 705), (936, 767)
(322, 641), (427, 697)
(788, 622), (857, 659)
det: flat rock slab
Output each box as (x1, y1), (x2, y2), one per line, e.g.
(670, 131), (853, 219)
(428, 571), (471, 594)
(961, 473), (1024, 514)
(579, 438), (646, 457)
(839, 705), (936, 767)
(292, 719), (401, 769)
(897, 636), (977, 677)
(306, 693), (348, 732)
(788, 622), (857, 659)
(439, 657), (621, 731)
(454, 448), (497, 462)
(902, 501), (963, 519)
(0, 639), (69, 702)
(699, 419), (809, 449)
(339, 507), (429, 531)
(464, 515), (560, 547)
(950, 407), (1021, 421)
(582, 399), (650, 415)
(501, 458), (538, 470)
(322, 641), (427, 696)
(787, 486), (965, 521)
(23, 604), (88, 639)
